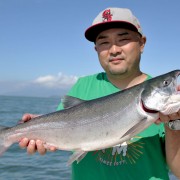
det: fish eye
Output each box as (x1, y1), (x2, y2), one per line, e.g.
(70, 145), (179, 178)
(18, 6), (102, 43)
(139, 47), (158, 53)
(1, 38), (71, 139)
(163, 79), (171, 86)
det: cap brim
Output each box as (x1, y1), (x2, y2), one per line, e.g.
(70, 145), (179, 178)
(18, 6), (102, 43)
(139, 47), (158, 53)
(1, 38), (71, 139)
(85, 21), (139, 42)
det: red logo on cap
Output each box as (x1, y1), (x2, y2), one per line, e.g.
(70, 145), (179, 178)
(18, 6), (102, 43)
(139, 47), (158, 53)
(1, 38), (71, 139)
(102, 9), (112, 22)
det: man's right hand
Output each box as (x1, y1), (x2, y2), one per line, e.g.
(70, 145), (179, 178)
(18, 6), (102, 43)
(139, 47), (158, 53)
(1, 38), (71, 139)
(19, 113), (57, 155)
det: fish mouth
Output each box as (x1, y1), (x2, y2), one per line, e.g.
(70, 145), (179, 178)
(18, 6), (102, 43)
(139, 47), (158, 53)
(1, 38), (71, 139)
(141, 100), (158, 113)
(141, 70), (180, 113)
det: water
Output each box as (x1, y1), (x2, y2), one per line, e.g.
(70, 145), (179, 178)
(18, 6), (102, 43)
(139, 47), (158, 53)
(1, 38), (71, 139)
(0, 95), (71, 180)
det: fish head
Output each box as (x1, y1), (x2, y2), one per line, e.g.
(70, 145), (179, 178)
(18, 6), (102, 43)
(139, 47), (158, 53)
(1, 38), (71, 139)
(141, 70), (180, 115)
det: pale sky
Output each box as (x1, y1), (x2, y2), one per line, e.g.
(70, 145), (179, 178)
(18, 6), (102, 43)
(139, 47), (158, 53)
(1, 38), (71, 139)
(0, 0), (180, 97)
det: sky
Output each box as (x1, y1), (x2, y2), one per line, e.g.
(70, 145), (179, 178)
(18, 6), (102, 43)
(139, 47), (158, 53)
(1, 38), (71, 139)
(0, 0), (180, 97)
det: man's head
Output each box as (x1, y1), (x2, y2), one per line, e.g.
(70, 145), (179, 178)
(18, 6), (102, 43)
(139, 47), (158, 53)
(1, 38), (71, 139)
(85, 8), (143, 42)
(85, 7), (146, 81)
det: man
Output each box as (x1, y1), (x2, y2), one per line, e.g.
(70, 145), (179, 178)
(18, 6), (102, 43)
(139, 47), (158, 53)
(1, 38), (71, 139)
(19, 7), (180, 179)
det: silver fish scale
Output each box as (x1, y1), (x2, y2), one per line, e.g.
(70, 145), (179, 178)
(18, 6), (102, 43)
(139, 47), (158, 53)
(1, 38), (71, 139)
(4, 84), (146, 151)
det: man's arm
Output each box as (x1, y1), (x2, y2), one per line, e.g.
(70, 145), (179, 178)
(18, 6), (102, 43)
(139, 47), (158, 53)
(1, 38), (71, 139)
(158, 85), (180, 178)
(165, 123), (180, 178)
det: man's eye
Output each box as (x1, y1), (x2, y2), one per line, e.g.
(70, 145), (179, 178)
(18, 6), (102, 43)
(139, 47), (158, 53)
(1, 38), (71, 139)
(100, 41), (108, 45)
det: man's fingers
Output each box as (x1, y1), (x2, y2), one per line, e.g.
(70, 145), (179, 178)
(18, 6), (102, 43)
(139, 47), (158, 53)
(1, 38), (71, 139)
(21, 113), (40, 123)
(159, 113), (170, 123)
(19, 138), (29, 148)
(19, 138), (55, 155)
(22, 114), (32, 122)
(36, 140), (46, 155)
(27, 140), (36, 155)
(168, 112), (180, 120)
(154, 119), (161, 125)
(49, 146), (57, 152)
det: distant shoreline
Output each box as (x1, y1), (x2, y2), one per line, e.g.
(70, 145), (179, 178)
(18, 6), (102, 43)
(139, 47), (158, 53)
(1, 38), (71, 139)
(0, 94), (62, 99)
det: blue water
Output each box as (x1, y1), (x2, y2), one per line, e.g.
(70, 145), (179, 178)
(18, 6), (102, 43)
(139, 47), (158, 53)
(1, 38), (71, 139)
(0, 95), (71, 180)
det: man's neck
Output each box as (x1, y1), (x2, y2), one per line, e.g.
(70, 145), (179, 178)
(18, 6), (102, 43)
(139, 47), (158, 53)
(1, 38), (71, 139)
(107, 71), (147, 90)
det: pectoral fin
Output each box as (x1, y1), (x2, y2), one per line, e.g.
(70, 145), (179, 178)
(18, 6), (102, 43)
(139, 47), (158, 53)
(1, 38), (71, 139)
(120, 119), (153, 141)
(67, 150), (87, 166)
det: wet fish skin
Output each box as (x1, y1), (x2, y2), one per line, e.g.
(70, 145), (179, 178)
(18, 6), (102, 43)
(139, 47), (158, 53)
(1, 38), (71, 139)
(168, 120), (180, 130)
(0, 70), (179, 165)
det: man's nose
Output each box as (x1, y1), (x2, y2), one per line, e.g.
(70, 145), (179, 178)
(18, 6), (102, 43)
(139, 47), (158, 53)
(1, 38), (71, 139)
(109, 44), (122, 55)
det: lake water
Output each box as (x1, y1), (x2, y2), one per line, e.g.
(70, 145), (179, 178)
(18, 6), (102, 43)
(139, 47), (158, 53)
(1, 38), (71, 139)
(0, 95), (71, 180)
(0, 95), (178, 180)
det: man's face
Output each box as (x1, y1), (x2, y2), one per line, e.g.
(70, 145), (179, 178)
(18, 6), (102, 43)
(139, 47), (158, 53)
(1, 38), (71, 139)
(95, 28), (146, 78)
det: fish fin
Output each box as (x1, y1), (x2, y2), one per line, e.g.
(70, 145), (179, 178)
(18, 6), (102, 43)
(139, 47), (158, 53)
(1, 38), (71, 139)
(0, 126), (12, 155)
(67, 150), (87, 166)
(121, 119), (153, 139)
(62, 96), (85, 109)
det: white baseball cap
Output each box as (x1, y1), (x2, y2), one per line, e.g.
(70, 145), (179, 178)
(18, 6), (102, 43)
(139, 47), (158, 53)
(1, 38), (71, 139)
(85, 7), (143, 42)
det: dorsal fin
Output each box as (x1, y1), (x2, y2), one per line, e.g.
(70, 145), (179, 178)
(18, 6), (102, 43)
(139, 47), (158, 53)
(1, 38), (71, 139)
(62, 96), (86, 109)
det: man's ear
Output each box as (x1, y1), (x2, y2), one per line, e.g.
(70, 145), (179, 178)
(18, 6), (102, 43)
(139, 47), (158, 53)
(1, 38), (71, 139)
(94, 45), (97, 52)
(140, 36), (146, 53)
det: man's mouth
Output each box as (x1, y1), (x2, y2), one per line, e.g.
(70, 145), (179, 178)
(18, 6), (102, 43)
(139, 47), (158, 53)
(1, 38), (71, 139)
(109, 58), (123, 64)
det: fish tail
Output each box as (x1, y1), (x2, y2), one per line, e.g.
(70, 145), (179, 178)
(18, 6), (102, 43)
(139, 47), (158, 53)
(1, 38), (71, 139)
(0, 126), (12, 156)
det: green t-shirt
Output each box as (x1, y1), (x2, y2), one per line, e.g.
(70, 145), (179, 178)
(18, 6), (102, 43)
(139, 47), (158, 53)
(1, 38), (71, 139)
(57, 72), (169, 180)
